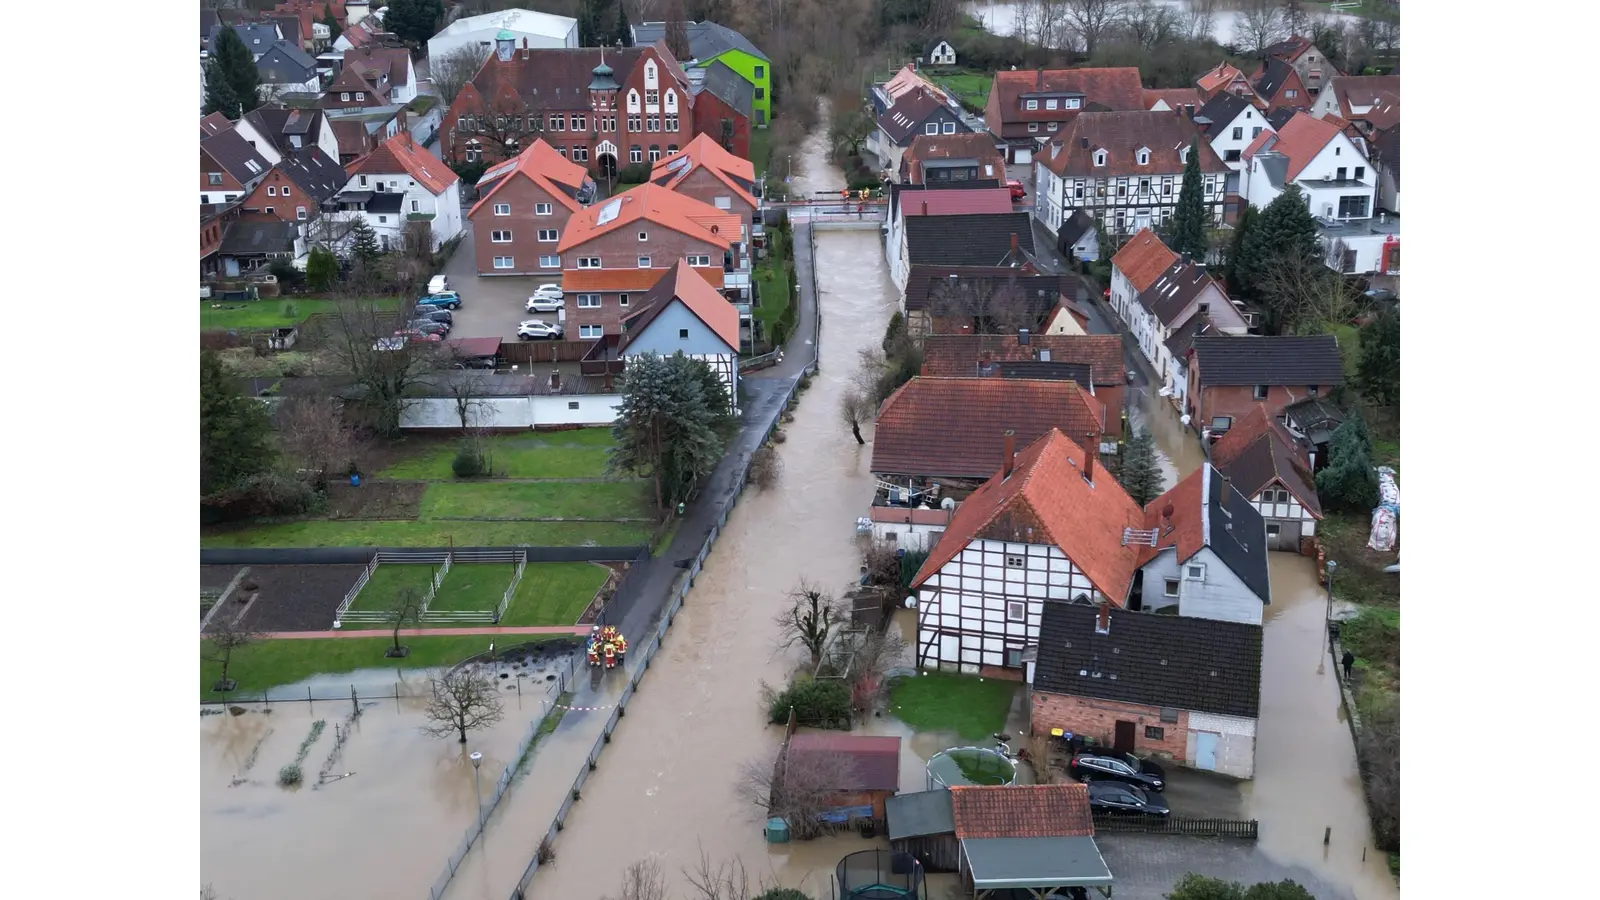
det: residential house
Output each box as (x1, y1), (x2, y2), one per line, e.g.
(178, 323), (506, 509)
(1185, 334), (1346, 440)
(923, 39), (957, 67)
(467, 138), (597, 276)
(1281, 396), (1346, 468)
(1056, 210), (1100, 263)
(871, 381), (1108, 492)
(271, 0), (341, 51)
(200, 111), (233, 139)
(689, 62), (753, 161)
(1193, 91), (1274, 172)
(216, 220), (303, 276)
(1195, 62), (1258, 105)
(201, 202), (242, 279)
(888, 784), (1101, 881)
(899, 133), (1006, 186)
(1161, 312), (1216, 416)
(631, 20), (772, 126)
(866, 88), (972, 175)
(1248, 58), (1310, 113)
(785, 733), (902, 824)
(1264, 35), (1342, 94)
(906, 270), (1086, 339)
(1370, 123), (1400, 214)
(1131, 463), (1271, 621)
(1209, 405), (1323, 552)
(1110, 231), (1250, 390)
(872, 64), (955, 117)
(266, 15), (303, 54)
(427, 7), (579, 61)
(443, 39), (697, 175)
(1310, 75), (1400, 138)
(208, 23), (284, 60)
(325, 104), (410, 164)
(865, 504), (956, 554)
(201, 123), (271, 205)
(894, 211), (1036, 293)
(242, 106), (342, 164)
(888, 190), (1017, 291)
(1107, 228), (1175, 327)
(920, 332), (1126, 422)
(343, 45), (418, 105)
(649, 133), (759, 234)
(319, 63), (389, 109)
(1030, 599), (1263, 776)
(1242, 112), (1398, 275)
(334, 131), (463, 251)
(332, 12), (388, 51)
(983, 67), (1146, 164)
(616, 263), (742, 410)
(1143, 88), (1201, 114)
(255, 42), (322, 100)
(237, 150), (346, 226)
(555, 184), (740, 339)
(1033, 111), (1230, 242)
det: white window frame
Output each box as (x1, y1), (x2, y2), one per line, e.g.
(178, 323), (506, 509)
(637, 256), (651, 268)
(1025, 99), (1038, 110)
(1185, 563), (1206, 581)
(538, 254), (560, 268)
(576, 294), (601, 308)
(579, 324), (603, 339)
(942, 121), (956, 135)
(1028, 122), (1039, 133)
(493, 256), (514, 269)
(1093, 150), (1106, 167)
(491, 230), (513, 243)
(410, 199), (419, 212)
(266, 186), (276, 196)
(1163, 578), (1180, 598)
(295, 207), (307, 220)
(1045, 98), (1058, 110)
(537, 229), (559, 242)
(1137, 150), (1150, 165)
(355, 92), (364, 101)
(638, 231), (649, 242)
(577, 257), (601, 268)
(494, 203), (511, 216)
(686, 254), (710, 266)
(340, 92), (350, 101)
(1004, 554), (1025, 568)
(535, 202), (552, 216)
(925, 122), (939, 135)
(1005, 601), (1026, 622)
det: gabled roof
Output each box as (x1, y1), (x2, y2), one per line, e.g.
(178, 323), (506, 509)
(1149, 465), (1271, 605)
(991, 68), (1145, 120)
(1325, 75), (1401, 116)
(1193, 91), (1252, 135)
(256, 41), (318, 84)
(1058, 209), (1098, 247)
(1245, 111), (1341, 182)
(878, 88), (949, 144)
(1110, 229), (1179, 294)
(266, 14), (302, 48)
(909, 428), (1144, 602)
(325, 64), (386, 100)
(1358, 90), (1400, 132)
(345, 131), (458, 195)
(1371, 123), (1400, 188)
(558, 183), (737, 253)
(904, 266), (1070, 315)
(1038, 110), (1228, 178)
(1196, 62), (1250, 97)
(631, 20), (769, 62)
(343, 45), (411, 88)
(950, 784), (1094, 839)
(471, 139), (591, 217)
(202, 128), (272, 185)
(243, 107), (328, 154)
(902, 133), (1006, 182)
(650, 133), (757, 204)
(1251, 58), (1298, 102)
(1264, 35), (1314, 62)
(200, 112), (233, 139)
(468, 46), (685, 119)
(1140, 260), (1230, 327)
(904, 213), (1035, 268)
(1163, 311), (1216, 363)
(563, 267), (725, 291)
(698, 61), (754, 118)
(219, 219), (298, 255)
(209, 23), (283, 57)
(1191, 335), (1345, 386)
(276, 149), (347, 205)
(621, 262), (740, 351)
(882, 64), (952, 106)
(786, 733), (900, 793)
(1266, 107), (1297, 131)
(1034, 600), (1264, 719)
(921, 333), (1124, 387)
(899, 188), (1013, 218)
(1209, 405), (1322, 517)
(1143, 88), (1201, 112)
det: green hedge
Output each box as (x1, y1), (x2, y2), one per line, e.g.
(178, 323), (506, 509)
(768, 678), (851, 729)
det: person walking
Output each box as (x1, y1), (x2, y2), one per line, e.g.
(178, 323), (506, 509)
(1341, 649), (1355, 679)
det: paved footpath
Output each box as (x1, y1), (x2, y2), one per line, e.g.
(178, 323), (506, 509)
(207, 625), (589, 640)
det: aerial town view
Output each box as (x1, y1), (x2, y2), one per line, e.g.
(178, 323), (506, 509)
(198, 2), (1402, 899)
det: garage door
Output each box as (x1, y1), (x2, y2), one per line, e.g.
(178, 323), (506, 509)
(1265, 519), (1302, 552)
(1014, 148), (1032, 164)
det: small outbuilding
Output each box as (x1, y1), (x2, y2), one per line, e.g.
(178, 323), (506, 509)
(786, 732), (902, 824)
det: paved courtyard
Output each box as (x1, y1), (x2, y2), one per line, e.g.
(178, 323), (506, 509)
(438, 226), (563, 340)
(1095, 834), (1352, 899)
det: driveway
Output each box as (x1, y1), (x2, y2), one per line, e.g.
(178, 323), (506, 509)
(1095, 834), (1352, 900)
(437, 227), (563, 340)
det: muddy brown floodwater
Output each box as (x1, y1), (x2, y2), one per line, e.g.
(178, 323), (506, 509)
(1128, 383), (1207, 486)
(524, 114), (909, 900)
(1247, 555), (1399, 900)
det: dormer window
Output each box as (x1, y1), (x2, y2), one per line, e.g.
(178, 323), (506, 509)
(1136, 148), (1150, 165)
(1093, 150), (1107, 167)
(1179, 146), (1189, 164)
(1026, 100), (1038, 110)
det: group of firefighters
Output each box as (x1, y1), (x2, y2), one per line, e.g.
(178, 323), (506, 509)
(586, 624), (628, 669)
(837, 188), (885, 201)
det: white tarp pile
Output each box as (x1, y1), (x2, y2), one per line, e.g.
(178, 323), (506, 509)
(1367, 466), (1401, 552)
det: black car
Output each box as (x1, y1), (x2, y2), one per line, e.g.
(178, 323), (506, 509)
(1070, 750), (1166, 791)
(414, 306), (454, 327)
(1087, 781), (1169, 818)
(407, 318), (449, 336)
(452, 355), (496, 370)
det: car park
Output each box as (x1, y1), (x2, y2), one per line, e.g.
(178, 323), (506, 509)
(427, 274), (450, 295)
(530, 284), (563, 299)
(406, 319), (449, 337)
(517, 320), (564, 341)
(1070, 750), (1167, 791)
(414, 306), (454, 327)
(418, 292), (462, 310)
(526, 295), (564, 313)
(1086, 782), (1169, 818)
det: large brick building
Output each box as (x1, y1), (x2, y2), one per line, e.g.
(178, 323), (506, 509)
(441, 36), (700, 177)
(466, 139), (597, 277)
(649, 134), (758, 230)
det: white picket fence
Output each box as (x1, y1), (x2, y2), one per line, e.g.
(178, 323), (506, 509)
(334, 551), (451, 626)
(418, 549), (526, 626)
(331, 555), (380, 626)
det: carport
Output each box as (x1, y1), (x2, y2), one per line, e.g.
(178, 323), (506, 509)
(960, 835), (1114, 899)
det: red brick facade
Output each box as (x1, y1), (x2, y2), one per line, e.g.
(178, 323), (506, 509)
(1185, 383), (1326, 437)
(1030, 691), (1191, 762)
(689, 89), (750, 161)
(665, 166), (756, 230)
(469, 176), (576, 277)
(560, 225), (728, 336)
(237, 168), (313, 224)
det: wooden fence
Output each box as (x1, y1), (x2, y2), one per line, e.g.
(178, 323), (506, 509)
(1091, 814), (1259, 840)
(499, 339), (596, 367)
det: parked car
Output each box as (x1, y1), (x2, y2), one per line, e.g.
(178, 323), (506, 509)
(393, 330), (443, 343)
(1086, 782), (1169, 818)
(517, 320), (564, 341)
(525, 295), (564, 313)
(1363, 287), (1396, 303)
(406, 319), (449, 336)
(414, 306), (454, 326)
(427, 274), (450, 295)
(530, 283), (563, 300)
(452, 355), (497, 370)
(418, 291), (462, 310)
(1007, 179), (1026, 200)
(1070, 750), (1166, 791)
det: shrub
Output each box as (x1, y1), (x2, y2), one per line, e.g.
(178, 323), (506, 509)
(277, 764), (303, 787)
(748, 446), (781, 490)
(204, 471), (321, 518)
(451, 445), (486, 478)
(616, 162), (651, 185)
(767, 678), (852, 729)
(755, 890), (812, 900)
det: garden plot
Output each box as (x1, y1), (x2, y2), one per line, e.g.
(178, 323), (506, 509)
(223, 565), (369, 633)
(339, 552), (535, 627)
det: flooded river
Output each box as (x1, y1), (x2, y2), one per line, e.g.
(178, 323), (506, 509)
(966, 0), (1377, 49)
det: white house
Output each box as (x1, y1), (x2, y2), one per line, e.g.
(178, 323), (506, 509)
(866, 505), (953, 553)
(240, 107), (342, 166)
(335, 131), (463, 250)
(1133, 465), (1271, 624)
(427, 8), (579, 62)
(1127, 258), (1249, 395)
(1193, 91), (1273, 173)
(923, 39), (956, 67)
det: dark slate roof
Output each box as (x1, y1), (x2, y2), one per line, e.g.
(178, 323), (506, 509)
(994, 361), (1093, 384)
(1191, 335), (1345, 386)
(244, 107), (329, 155)
(1283, 396), (1346, 434)
(887, 790), (955, 840)
(200, 8), (219, 41)
(366, 192), (403, 213)
(1253, 58), (1296, 101)
(1203, 465), (1273, 604)
(1141, 260), (1228, 327)
(698, 60), (753, 118)
(1266, 107), (1297, 131)
(280, 150), (347, 205)
(903, 266), (1067, 313)
(202, 128), (271, 185)
(209, 23), (282, 56)
(1058, 209), (1097, 246)
(632, 21), (769, 62)
(1162, 311), (1216, 362)
(256, 41), (319, 85)
(904, 213), (1035, 268)
(924, 39), (954, 59)
(1034, 600), (1264, 718)
(878, 88), (948, 145)
(1372, 123), (1400, 189)
(219, 220), (298, 256)
(1194, 91), (1251, 136)
(1217, 425), (1322, 516)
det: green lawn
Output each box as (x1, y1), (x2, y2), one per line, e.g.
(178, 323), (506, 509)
(200, 296), (400, 330)
(889, 671), (1018, 740)
(502, 562), (609, 626)
(1320, 514), (1399, 608)
(346, 564), (439, 613)
(933, 71), (993, 108)
(419, 480), (653, 520)
(753, 233), (791, 341)
(199, 634), (565, 699)
(430, 563), (518, 612)
(200, 518), (653, 548)
(378, 429), (618, 479)
(749, 126), (772, 178)
(1335, 324), (1361, 382)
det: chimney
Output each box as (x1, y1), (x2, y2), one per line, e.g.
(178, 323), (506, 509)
(1002, 429), (1017, 479)
(1010, 232), (1019, 254)
(1083, 433), (1097, 482)
(549, 369), (561, 391)
(1018, 328), (1030, 345)
(1162, 503), (1175, 532)
(922, 200), (928, 215)
(1095, 602), (1111, 635)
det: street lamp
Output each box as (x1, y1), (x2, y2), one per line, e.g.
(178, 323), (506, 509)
(469, 751), (484, 832)
(1320, 560), (1338, 668)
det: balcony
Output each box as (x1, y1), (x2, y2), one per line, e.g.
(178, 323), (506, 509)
(724, 270), (750, 288)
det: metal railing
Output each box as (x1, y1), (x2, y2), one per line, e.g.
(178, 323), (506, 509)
(1092, 814), (1259, 840)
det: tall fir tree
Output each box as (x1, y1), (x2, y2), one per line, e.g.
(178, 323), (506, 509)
(200, 351), (277, 497)
(1115, 428), (1165, 507)
(608, 352), (727, 513)
(202, 58), (244, 119)
(1357, 307), (1400, 406)
(577, 0), (602, 46)
(1314, 415), (1379, 513)
(1224, 203), (1256, 297)
(211, 27), (262, 118)
(323, 10), (342, 41)
(615, 0), (633, 47)
(349, 218), (382, 273)
(1233, 185), (1319, 317)
(1168, 139), (1209, 261)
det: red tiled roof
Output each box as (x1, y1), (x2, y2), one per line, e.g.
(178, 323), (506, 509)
(623, 262), (741, 350)
(1143, 88), (1201, 111)
(884, 64), (951, 106)
(1110, 229), (1179, 293)
(1196, 62), (1249, 97)
(869, 506), (954, 526)
(899, 188), (1014, 217)
(1136, 464), (1206, 568)
(1267, 112), (1342, 181)
(651, 133), (757, 204)
(872, 378), (1107, 480)
(787, 733), (901, 792)
(949, 783), (1094, 839)
(910, 429), (1144, 603)
(346, 131), (458, 194)
(921, 333), (1124, 386)
(470, 139), (590, 217)
(992, 67), (1145, 124)
(563, 267), (725, 291)
(1208, 405), (1322, 516)
(1037, 111), (1228, 178)
(559, 183), (736, 253)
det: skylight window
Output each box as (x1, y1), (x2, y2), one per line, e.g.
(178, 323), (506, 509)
(595, 198), (624, 225)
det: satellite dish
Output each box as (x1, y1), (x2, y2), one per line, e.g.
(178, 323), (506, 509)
(903, 596), (918, 609)
(941, 497), (956, 510)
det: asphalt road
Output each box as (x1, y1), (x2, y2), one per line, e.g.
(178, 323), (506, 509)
(437, 226), (564, 340)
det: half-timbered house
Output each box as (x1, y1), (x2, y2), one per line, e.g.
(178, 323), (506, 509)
(617, 262), (740, 411)
(1207, 404), (1323, 552)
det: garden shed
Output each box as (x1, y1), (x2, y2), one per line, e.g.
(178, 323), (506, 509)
(886, 789), (960, 873)
(949, 783), (1113, 899)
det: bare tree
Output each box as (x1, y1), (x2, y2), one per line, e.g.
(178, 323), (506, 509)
(387, 587), (425, 658)
(839, 388), (874, 445)
(305, 212), (361, 258)
(204, 617), (263, 692)
(682, 849), (752, 900)
(276, 395), (364, 486)
(444, 367), (495, 431)
(1279, 0), (1311, 38)
(1185, 0), (1219, 42)
(430, 43), (492, 104)
(775, 579), (844, 668)
(1259, 248), (1360, 334)
(1119, 0), (1183, 51)
(1063, 0), (1130, 57)
(736, 744), (863, 840)
(601, 859), (669, 900)
(839, 626), (907, 714)
(1236, 0), (1286, 57)
(747, 445), (782, 489)
(422, 669), (506, 743)
(320, 298), (443, 437)
(664, 1), (693, 61)
(929, 275), (1037, 335)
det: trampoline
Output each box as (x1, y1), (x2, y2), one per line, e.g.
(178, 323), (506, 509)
(925, 746), (1017, 789)
(837, 849), (924, 900)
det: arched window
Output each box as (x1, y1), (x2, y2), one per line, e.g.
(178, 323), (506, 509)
(648, 144), (662, 162)
(465, 139), (482, 163)
(664, 89), (677, 112)
(627, 90), (641, 113)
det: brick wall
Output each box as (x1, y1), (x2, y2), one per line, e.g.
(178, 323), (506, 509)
(1030, 691), (1190, 762)
(671, 167), (755, 228)
(1190, 383), (1324, 433)
(562, 227), (726, 335)
(690, 91), (750, 161)
(470, 176), (575, 277)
